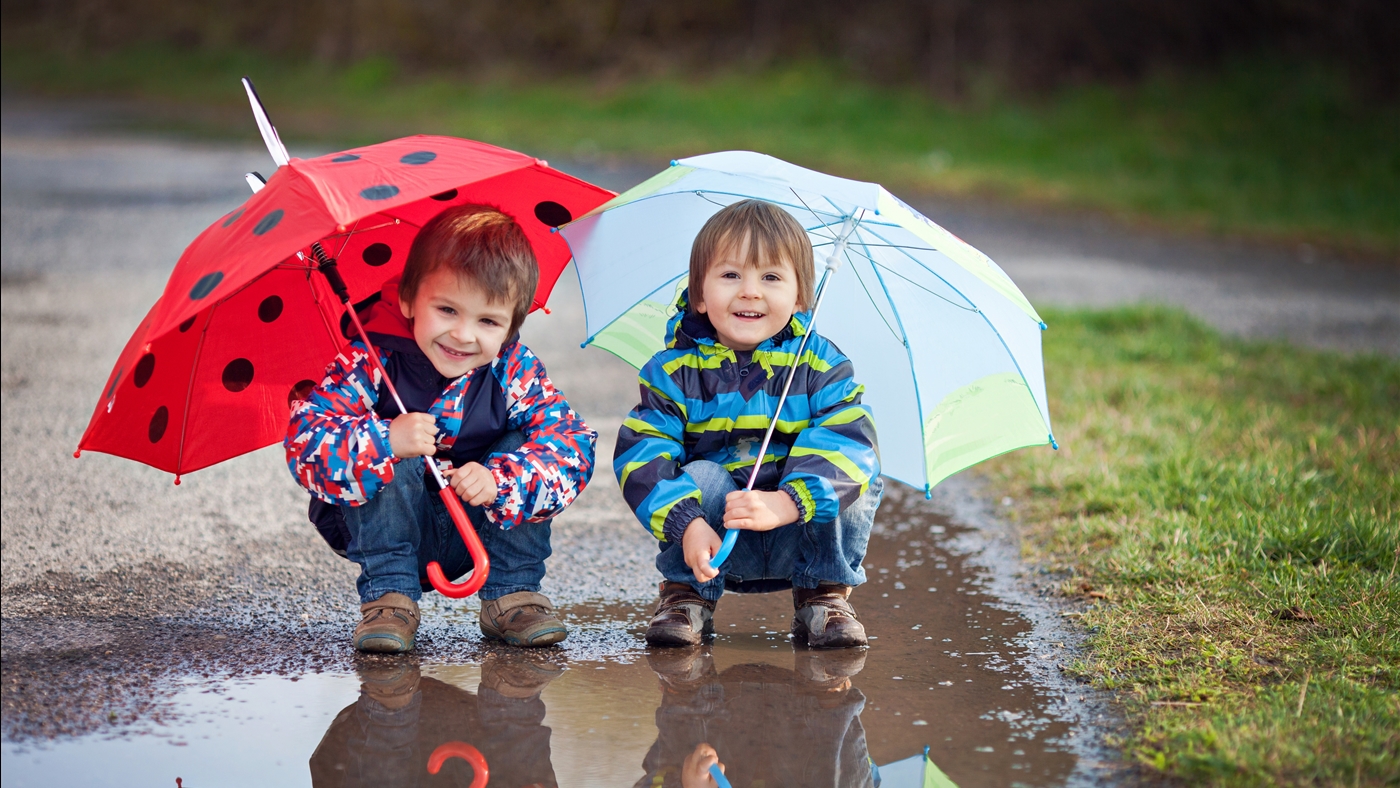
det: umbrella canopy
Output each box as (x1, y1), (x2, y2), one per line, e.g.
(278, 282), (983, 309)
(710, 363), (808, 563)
(78, 135), (614, 478)
(559, 151), (1053, 496)
(876, 747), (959, 787)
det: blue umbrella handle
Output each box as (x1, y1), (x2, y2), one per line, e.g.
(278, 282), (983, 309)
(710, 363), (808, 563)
(710, 529), (738, 570)
(708, 763), (732, 788)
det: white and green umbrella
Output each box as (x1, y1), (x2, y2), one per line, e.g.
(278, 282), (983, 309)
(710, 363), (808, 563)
(875, 746), (960, 787)
(558, 151), (1055, 497)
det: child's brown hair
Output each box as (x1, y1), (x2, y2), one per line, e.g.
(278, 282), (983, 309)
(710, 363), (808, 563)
(399, 204), (538, 335)
(688, 199), (814, 313)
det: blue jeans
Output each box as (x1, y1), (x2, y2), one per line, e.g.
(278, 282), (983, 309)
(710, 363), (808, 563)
(341, 432), (552, 604)
(656, 460), (882, 603)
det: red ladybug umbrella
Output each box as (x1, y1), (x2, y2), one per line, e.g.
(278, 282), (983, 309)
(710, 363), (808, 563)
(77, 81), (614, 597)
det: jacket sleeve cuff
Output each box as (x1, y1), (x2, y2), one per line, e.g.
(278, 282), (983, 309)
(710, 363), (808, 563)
(780, 481), (815, 524)
(662, 497), (707, 545)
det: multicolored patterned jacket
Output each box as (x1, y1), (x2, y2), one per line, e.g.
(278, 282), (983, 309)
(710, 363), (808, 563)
(614, 290), (879, 544)
(285, 281), (595, 530)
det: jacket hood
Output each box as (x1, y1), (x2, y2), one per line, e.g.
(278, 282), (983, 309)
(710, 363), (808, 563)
(664, 287), (809, 353)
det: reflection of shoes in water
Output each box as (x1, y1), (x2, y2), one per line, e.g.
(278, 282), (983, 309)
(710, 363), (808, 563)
(645, 582), (716, 647)
(357, 659), (422, 710)
(645, 645), (715, 693)
(354, 592), (420, 653)
(480, 591), (569, 647)
(479, 651), (565, 700)
(794, 648), (867, 693)
(791, 583), (867, 649)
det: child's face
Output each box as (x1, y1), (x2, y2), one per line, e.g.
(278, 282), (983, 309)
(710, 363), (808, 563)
(399, 267), (513, 378)
(694, 237), (801, 352)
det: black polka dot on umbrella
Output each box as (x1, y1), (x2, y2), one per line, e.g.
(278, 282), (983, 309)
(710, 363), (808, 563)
(252, 209), (284, 236)
(178, 315), (197, 332)
(221, 208), (244, 228)
(400, 151), (436, 165)
(133, 353), (156, 388)
(431, 189), (458, 201)
(362, 243), (393, 267)
(222, 358), (255, 392)
(189, 272), (223, 300)
(148, 406), (169, 443)
(288, 379), (316, 408)
(360, 185), (400, 201)
(534, 201), (573, 228)
(332, 153), (360, 163)
(258, 295), (284, 323)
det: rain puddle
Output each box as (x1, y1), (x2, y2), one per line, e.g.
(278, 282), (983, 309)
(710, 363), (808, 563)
(2, 492), (1100, 787)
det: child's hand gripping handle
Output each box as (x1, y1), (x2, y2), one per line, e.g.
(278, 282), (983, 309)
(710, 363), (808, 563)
(427, 487), (491, 598)
(314, 241), (491, 599)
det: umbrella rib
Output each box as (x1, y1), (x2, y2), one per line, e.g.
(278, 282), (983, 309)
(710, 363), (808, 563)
(788, 188), (842, 242)
(848, 249), (981, 313)
(860, 222), (1053, 446)
(853, 235), (936, 495)
(847, 257), (905, 344)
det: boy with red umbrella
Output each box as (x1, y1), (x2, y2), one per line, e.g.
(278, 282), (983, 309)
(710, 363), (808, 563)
(287, 204), (596, 653)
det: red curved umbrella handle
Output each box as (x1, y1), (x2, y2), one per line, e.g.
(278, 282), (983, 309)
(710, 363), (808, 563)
(428, 488), (491, 598)
(427, 741), (489, 787)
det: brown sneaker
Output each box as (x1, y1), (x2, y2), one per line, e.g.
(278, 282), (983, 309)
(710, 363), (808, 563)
(479, 652), (565, 700)
(645, 582), (716, 647)
(479, 591), (568, 647)
(353, 592), (420, 653)
(792, 584), (867, 649)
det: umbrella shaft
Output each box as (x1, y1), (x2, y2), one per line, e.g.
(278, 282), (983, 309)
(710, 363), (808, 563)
(743, 265), (834, 491)
(313, 242), (449, 489)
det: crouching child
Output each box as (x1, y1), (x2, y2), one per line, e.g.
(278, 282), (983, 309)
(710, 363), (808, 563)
(286, 204), (596, 653)
(615, 199), (881, 649)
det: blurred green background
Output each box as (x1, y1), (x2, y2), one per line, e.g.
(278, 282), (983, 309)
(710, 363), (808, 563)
(3, 0), (1398, 253)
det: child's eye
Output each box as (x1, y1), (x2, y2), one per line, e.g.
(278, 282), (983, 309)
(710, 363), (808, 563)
(720, 270), (740, 279)
(437, 306), (456, 316)
(763, 273), (782, 282)
(480, 318), (500, 327)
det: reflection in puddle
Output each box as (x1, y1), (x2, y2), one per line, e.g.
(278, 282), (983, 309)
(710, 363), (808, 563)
(2, 497), (1086, 787)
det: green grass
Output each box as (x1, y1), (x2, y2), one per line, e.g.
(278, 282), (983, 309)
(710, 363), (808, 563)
(3, 44), (1398, 253)
(982, 307), (1399, 785)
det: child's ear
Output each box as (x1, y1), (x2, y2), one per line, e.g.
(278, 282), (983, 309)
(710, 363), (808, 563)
(398, 297), (414, 319)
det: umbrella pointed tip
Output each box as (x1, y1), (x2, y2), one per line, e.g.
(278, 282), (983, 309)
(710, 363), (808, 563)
(670, 160), (678, 167)
(174, 475), (182, 486)
(1039, 321), (1048, 330)
(1049, 434), (1059, 450)
(72, 449), (81, 459)
(924, 487), (933, 500)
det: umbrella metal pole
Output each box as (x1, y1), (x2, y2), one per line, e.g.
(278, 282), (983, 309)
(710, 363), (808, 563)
(312, 243), (490, 598)
(710, 216), (856, 569)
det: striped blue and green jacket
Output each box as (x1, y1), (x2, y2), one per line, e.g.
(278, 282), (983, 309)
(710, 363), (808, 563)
(614, 291), (879, 545)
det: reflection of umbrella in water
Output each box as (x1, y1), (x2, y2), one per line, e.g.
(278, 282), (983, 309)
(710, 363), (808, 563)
(874, 746), (959, 788)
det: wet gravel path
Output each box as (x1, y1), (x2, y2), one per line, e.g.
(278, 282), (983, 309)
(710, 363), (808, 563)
(4, 97), (1390, 786)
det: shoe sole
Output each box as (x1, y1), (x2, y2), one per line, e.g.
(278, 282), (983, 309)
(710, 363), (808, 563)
(645, 619), (715, 647)
(482, 624), (568, 648)
(355, 633), (414, 653)
(791, 621), (867, 649)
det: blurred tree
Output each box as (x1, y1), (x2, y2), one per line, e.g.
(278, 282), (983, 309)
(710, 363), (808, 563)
(3, 0), (1395, 98)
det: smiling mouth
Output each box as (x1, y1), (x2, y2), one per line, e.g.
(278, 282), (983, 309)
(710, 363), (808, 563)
(435, 342), (475, 359)
(733, 311), (765, 320)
